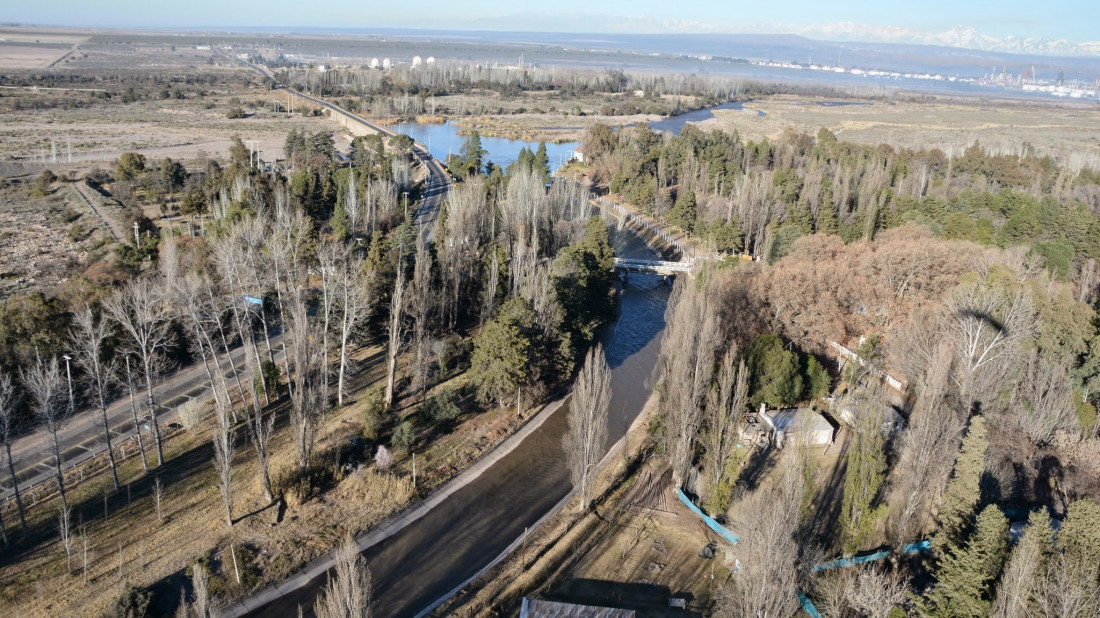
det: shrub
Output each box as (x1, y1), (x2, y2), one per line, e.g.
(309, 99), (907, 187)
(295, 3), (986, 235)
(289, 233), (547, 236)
(391, 420), (415, 454)
(177, 399), (206, 433)
(226, 107), (246, 119)
(109, 584), (154, 618)
(421, 387), (460, 426)
(361, 386), (385, 441)
(375, 445), (392, 471)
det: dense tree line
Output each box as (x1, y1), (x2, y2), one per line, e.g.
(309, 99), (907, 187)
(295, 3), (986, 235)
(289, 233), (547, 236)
(584, 122), (1100, 274)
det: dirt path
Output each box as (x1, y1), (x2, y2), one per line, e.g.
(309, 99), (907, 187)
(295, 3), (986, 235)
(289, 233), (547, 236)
(71, 180), (124, 242)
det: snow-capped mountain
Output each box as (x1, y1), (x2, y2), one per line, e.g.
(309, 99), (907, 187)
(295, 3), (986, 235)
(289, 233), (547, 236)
(792, 23), (1100, 57)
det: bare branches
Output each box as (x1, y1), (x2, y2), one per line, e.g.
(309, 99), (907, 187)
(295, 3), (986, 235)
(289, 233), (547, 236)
(703, 348), (747, 489)
(0, 372), (27, 538)
(58, 503), (73, 574)
(211, 397), (235, 527)
(1011, 351), (1077, 445)
(314, 536), (372, 618)
(659, 279), (720, 488)
(70, 305), (121, 490)
(718, 459), (807, 618)
(23, 356), (69, 511)
(384, 257), (408, 411)
(847, 566), (909, 618)
(945, 281), (1035, 409)
(563, 344), (611, 511)
(106, 276), (175, 467)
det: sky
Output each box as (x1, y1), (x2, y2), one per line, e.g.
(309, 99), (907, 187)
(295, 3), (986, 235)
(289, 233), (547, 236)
(5, 0), (1098, 44)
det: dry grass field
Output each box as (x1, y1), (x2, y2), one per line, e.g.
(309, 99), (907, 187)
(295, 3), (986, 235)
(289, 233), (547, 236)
(0, 178), (116, 297)
(698, 94), (1100, 165)
(0, 87), (340, 168)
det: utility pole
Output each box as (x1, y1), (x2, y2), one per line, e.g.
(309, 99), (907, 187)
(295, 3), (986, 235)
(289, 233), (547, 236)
(403, 191), (409, 218)
(62, 355), (74, 414)
(133, 221), (140, 244)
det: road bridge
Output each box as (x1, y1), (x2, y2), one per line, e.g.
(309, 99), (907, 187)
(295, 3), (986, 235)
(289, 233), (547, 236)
(614, 257), (694, 274)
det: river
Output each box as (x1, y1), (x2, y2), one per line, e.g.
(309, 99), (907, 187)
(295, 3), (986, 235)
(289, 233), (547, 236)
(248, 229), (670, 617)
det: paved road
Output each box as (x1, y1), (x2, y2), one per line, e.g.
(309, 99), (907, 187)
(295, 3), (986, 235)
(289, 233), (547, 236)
(272, 86), (452, 240)
(2, 333), (280, 501)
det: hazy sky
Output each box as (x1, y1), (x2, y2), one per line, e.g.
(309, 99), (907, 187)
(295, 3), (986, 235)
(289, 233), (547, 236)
(6, 0), (1098, 43)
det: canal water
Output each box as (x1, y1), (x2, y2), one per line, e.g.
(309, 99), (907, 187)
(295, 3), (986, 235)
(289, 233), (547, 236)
(251, 229), (670, 618)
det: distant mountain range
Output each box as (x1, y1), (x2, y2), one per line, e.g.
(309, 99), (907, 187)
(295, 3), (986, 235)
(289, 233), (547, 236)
(788, 24), (1100, 58)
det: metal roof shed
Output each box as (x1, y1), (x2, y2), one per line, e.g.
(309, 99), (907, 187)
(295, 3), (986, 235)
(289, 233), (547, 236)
(520, 598), (636, 618)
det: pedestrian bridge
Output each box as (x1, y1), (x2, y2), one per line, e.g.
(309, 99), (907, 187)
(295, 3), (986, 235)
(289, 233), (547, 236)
(613, 257), (694, 274)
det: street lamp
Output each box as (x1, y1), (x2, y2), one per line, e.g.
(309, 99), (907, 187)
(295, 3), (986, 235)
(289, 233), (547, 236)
(62, 355), (74, 414)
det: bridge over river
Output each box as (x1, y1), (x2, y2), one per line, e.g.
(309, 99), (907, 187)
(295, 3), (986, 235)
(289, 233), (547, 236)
(614, 257), (695, 274)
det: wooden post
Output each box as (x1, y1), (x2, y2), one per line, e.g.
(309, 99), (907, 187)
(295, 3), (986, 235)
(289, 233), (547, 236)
(230, 544), (241, 584)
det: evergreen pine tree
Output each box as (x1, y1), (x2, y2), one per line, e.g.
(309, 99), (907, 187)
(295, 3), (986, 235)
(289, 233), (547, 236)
(935, 415), (988, 551)
(920, 504), (1009, 617)
(534, 141), (550, 183)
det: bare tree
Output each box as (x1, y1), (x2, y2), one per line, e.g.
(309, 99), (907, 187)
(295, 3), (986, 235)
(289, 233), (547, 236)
(563, 344), (611, 511)
(992, 512), (1052, 618)
(945, 281), (1035, 412)
(81, 525), (89, 585)
(153, 476), (164, 523)
(716, 458), (806, 618)
(124, 356), (149, 473)
(106, 276), (175, 467)
(890, 340), (965, 545)
(408, 237), (434, 399)
(383, 255), (408, 410)
(658, 279), (719, 488)
(211, 396), (235, 527)
(287, 293), (322, 470)
(703, 347), (747, 489)
(70, 305), (121, 491)
(1034, 554), (1100, 618)
(1011, 352), (1077, 445)
(191, 562), (210, 618)
(847, 566), (908, 618)
(23, 356), (69, 511)
(58, 503), (73, 574)
(0, 372), (28, 538)
(314, 535), (372, 618)
(325, 240), (372, 408)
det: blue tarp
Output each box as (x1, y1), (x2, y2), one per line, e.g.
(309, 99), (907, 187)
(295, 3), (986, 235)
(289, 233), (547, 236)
(675, 488), (740, 544)
(812, 550), (890, 572)
(813, 539), (931, 572)
(797, 591), (823, 618)
(902, 539), (932, 554)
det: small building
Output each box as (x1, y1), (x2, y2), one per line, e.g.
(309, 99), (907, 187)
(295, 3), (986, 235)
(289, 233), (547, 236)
(520, 598), (635, 618)
(759, 405), (836, 449)
(572, 146), (586, 163)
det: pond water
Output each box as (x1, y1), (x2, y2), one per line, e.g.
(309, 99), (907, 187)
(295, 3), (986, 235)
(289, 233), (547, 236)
(387, 119), (579, 172)
(389, 100), (770, 168)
